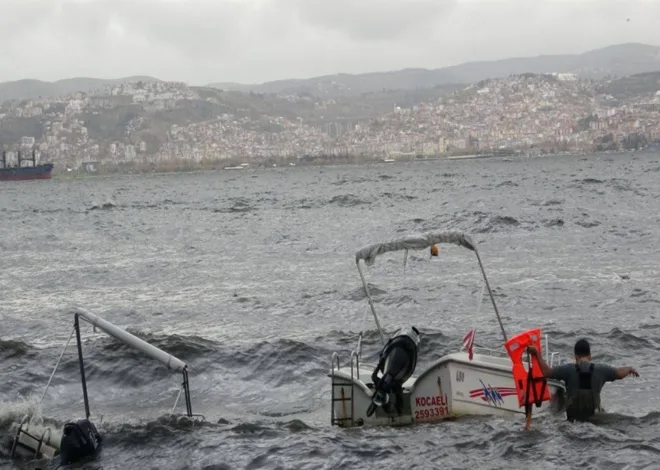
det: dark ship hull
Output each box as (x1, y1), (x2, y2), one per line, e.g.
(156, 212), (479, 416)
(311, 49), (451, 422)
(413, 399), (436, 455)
(0, 163), (54, 181)
(0, 148), (53, 181)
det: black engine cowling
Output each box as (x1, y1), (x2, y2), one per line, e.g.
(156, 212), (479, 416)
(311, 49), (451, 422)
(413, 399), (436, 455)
(59, 419), (101, 465)
(367, 326), (420, 417)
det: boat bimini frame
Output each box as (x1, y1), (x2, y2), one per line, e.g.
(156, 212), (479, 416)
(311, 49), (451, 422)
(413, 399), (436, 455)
(9, 306), (203, 464)
(354, 230), (508, 346)
(68, 306), (197, 420)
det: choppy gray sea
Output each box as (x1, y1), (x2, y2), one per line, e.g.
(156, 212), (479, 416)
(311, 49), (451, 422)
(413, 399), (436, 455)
(2, 152), (660, 470)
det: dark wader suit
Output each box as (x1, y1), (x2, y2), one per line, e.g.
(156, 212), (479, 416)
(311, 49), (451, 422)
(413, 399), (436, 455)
(547, 361), (618, 421)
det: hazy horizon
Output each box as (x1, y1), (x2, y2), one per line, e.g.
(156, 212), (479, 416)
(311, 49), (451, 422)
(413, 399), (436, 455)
(1, 0), (659, 86)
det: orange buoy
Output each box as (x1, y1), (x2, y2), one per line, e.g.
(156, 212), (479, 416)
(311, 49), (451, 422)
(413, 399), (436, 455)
(504, 328), (551, 409)
(430, 245), (439, 257)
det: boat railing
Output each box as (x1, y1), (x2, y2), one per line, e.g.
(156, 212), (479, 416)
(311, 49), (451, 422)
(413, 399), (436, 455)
(331, 352), (340, 375)
(330, 341), (361, 382)
(544, 333), (565, 367)
(468, 333), (564, 367)
(350, 350), (360, 381)
(355, 332), (363, 361)
(549, 352), (560, 367)
(9, 414), (59, 461)
(336, 332), (363, 381)
(470, 345), (509, 358)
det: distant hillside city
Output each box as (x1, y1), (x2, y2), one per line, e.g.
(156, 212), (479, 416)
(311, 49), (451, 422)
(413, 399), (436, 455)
(1, 43), (660, 174)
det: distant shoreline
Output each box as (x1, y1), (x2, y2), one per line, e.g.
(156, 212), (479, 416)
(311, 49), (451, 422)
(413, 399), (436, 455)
(51, 147), (649, 180)
(49, 154), (497, 179)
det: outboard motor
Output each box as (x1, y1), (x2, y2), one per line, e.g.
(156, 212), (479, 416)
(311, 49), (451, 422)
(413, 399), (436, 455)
(59, 419), (102, 465)
(366, 326), (420, 417)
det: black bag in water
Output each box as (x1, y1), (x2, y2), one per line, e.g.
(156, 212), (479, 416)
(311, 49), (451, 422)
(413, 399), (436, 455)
(59, 419), (101, 464)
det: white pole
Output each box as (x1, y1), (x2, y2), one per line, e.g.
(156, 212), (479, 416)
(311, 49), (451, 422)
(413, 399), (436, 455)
(74, 307), (187, 372)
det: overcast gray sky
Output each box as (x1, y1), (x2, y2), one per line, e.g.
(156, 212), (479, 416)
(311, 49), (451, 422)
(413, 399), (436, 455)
(0, 0), (658, 85)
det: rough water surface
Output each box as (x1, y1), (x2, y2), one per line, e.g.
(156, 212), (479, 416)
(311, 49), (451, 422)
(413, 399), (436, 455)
(2, 152), (660, 469)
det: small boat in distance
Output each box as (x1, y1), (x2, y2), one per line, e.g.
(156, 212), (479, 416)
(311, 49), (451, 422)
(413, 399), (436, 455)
(224, 163), (249, 170)
(329, 230), (565, 428)
(0, 149), (54, 181)
(447, 153), (494, 160)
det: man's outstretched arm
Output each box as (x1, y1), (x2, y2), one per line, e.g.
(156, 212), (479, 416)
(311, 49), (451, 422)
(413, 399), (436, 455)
(614, 366), (639, 380)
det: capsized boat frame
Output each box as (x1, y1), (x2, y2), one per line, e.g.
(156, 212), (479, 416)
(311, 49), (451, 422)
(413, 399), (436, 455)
(329, 230), (566, 428)
(8, 306), (205, 463)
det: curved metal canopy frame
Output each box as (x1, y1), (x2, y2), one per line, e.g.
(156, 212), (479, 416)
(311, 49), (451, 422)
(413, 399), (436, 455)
(354, 230), (507, 345)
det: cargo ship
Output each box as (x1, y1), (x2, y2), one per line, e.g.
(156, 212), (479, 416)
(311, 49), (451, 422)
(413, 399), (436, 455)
(0, 149), (54, 181)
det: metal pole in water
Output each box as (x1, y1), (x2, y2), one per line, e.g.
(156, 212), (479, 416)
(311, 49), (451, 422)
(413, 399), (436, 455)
(356, 261), (386, 345)
(74, 314), (91, 419)
(182, 369), (193, 417)
(473, 248), (508, 343)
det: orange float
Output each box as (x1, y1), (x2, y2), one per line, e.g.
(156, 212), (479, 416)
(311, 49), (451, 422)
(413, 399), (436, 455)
(504, 328), (551, 423)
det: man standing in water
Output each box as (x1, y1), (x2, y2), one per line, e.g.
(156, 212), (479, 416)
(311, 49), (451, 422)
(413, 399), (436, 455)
(527, 338), (639, 422)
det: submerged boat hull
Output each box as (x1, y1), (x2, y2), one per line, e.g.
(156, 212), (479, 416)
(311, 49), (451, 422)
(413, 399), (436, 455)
(330, 350), (565, 427)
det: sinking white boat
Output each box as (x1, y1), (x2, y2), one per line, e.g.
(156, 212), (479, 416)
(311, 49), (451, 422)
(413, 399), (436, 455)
(7, 307), (202, 465)
(329, 231), (566, 428)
